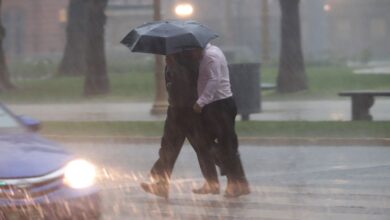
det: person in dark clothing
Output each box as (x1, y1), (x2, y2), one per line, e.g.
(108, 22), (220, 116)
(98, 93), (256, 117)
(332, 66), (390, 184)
(140, 52), (219, 199)
(200, 97), (250, 198)
(191, 44), (250, 198)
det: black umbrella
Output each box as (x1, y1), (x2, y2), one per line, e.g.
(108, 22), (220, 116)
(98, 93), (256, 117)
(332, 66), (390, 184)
(120, 20), (218, 55)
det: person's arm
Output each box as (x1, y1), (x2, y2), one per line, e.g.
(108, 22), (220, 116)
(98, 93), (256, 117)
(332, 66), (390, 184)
(164, 66), (170, 89)
(195, 60), (221, 109)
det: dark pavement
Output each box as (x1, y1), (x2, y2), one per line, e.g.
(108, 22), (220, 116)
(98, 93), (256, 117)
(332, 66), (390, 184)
(64, 143), (390, 220)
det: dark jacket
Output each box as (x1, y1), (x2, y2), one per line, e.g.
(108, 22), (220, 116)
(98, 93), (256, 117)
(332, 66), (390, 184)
(165, 61), (198, 108)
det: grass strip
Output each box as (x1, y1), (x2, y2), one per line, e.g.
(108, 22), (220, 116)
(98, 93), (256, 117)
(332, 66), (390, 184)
(3, 66), (390, 103)
(41, 121), (390, 139)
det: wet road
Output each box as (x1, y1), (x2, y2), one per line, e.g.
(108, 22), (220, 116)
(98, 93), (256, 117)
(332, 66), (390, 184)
(64, 143), (390, 220)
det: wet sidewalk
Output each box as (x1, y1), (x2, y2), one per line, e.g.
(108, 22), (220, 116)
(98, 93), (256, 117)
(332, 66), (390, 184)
(9, 99), (390, 121)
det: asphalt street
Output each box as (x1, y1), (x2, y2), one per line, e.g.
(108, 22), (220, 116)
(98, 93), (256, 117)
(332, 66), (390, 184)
(63, 143), (390, 220)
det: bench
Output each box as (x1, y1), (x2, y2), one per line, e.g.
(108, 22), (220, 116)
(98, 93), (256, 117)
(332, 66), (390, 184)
(260, 83), (276, 91)
(339, 90), (390, 121)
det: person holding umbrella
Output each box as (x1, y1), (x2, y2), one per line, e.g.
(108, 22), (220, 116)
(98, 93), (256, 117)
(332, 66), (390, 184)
(121, 20), (221, 199)
(139, 51), (220, 199)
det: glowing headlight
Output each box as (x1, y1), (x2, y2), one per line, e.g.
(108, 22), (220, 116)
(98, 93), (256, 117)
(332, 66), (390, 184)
(64, 159), (96, 189)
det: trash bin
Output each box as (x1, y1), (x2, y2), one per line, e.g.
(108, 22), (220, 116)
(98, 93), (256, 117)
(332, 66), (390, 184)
(229, 63), (261, 121)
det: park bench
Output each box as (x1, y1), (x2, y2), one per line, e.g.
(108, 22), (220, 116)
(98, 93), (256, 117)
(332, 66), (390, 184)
(339, 90), (390, 121)
(260, 83), (276, 91)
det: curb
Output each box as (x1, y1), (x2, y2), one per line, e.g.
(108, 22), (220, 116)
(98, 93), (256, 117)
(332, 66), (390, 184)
(238, 137), (390, 146)
(44, 135), (390, 146)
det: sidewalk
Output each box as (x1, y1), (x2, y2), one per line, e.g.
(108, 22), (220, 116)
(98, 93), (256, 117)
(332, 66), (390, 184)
(9, 99), (390, 122)
(9, 100), (390, 146)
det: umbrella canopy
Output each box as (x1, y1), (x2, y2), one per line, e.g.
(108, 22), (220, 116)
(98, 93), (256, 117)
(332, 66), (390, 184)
(120, 20), (218, 55)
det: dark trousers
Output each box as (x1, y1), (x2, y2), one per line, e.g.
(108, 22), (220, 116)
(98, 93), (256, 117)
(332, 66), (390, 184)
(201, 97), (248, 184)
(150, 106), (219, 185)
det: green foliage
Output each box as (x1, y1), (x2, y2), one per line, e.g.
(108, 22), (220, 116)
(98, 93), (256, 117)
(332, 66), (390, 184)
(2, 57), (155, 103)
(9, 59), (58, 79)
(262, 65), (390, 100)
(1, 71), (154, 103)
(42, 121), (390, 139)
(2, 63), (390, 103)
(236, 121), (390, 138)
(2, 77), (84, 103)
(43, 121), (164, 137)
(106, 55), (154, 74)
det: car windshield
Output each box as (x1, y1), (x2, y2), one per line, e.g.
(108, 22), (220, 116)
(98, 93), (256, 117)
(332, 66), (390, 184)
(0, 105), (24, 133)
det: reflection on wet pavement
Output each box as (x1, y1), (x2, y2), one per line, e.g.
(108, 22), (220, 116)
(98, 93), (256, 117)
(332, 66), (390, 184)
(64, 143), (390, 220)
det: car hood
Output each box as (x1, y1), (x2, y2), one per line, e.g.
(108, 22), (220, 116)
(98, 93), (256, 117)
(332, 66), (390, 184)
(0, 133), (73, 179)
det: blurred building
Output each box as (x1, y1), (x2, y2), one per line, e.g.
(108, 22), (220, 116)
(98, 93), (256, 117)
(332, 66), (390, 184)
(301, 0), (330, 61)
(325, 0), (390, 60)
(106, 0), (264, 63)
(2, 0), (390, 62)
(2, 0), (68, 59)
(105, 0), (154, 51)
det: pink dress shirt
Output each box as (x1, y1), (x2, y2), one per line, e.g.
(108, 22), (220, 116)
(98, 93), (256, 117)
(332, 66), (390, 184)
(196, 44), (233, 108)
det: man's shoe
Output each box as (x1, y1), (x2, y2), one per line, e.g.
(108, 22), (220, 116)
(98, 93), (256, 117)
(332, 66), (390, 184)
(224, 183), (250, 198)
(192, 182), (220, 195)
(140, 181), (169, 199)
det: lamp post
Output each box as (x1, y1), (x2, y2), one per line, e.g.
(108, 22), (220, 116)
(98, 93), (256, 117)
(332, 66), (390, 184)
(150, 0), (168, 115)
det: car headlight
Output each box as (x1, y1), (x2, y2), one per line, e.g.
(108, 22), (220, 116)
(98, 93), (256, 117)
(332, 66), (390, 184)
(64, 159), (96, 189)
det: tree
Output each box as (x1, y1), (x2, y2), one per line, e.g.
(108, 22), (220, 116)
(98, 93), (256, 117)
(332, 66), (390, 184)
(58, 0), (88, 76)
(0, 0), (14, 91)
(277, 0), (307, 93)
(83, 0), (110, 95)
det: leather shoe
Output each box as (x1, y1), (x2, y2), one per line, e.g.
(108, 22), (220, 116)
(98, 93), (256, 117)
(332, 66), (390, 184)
(140, 181), (169, 199)
(224, 183), (250, 198)
(192, 182), (220, 195)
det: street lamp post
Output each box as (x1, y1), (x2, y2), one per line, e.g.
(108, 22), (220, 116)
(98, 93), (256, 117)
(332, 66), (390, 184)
(151, 0), (168, 115)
